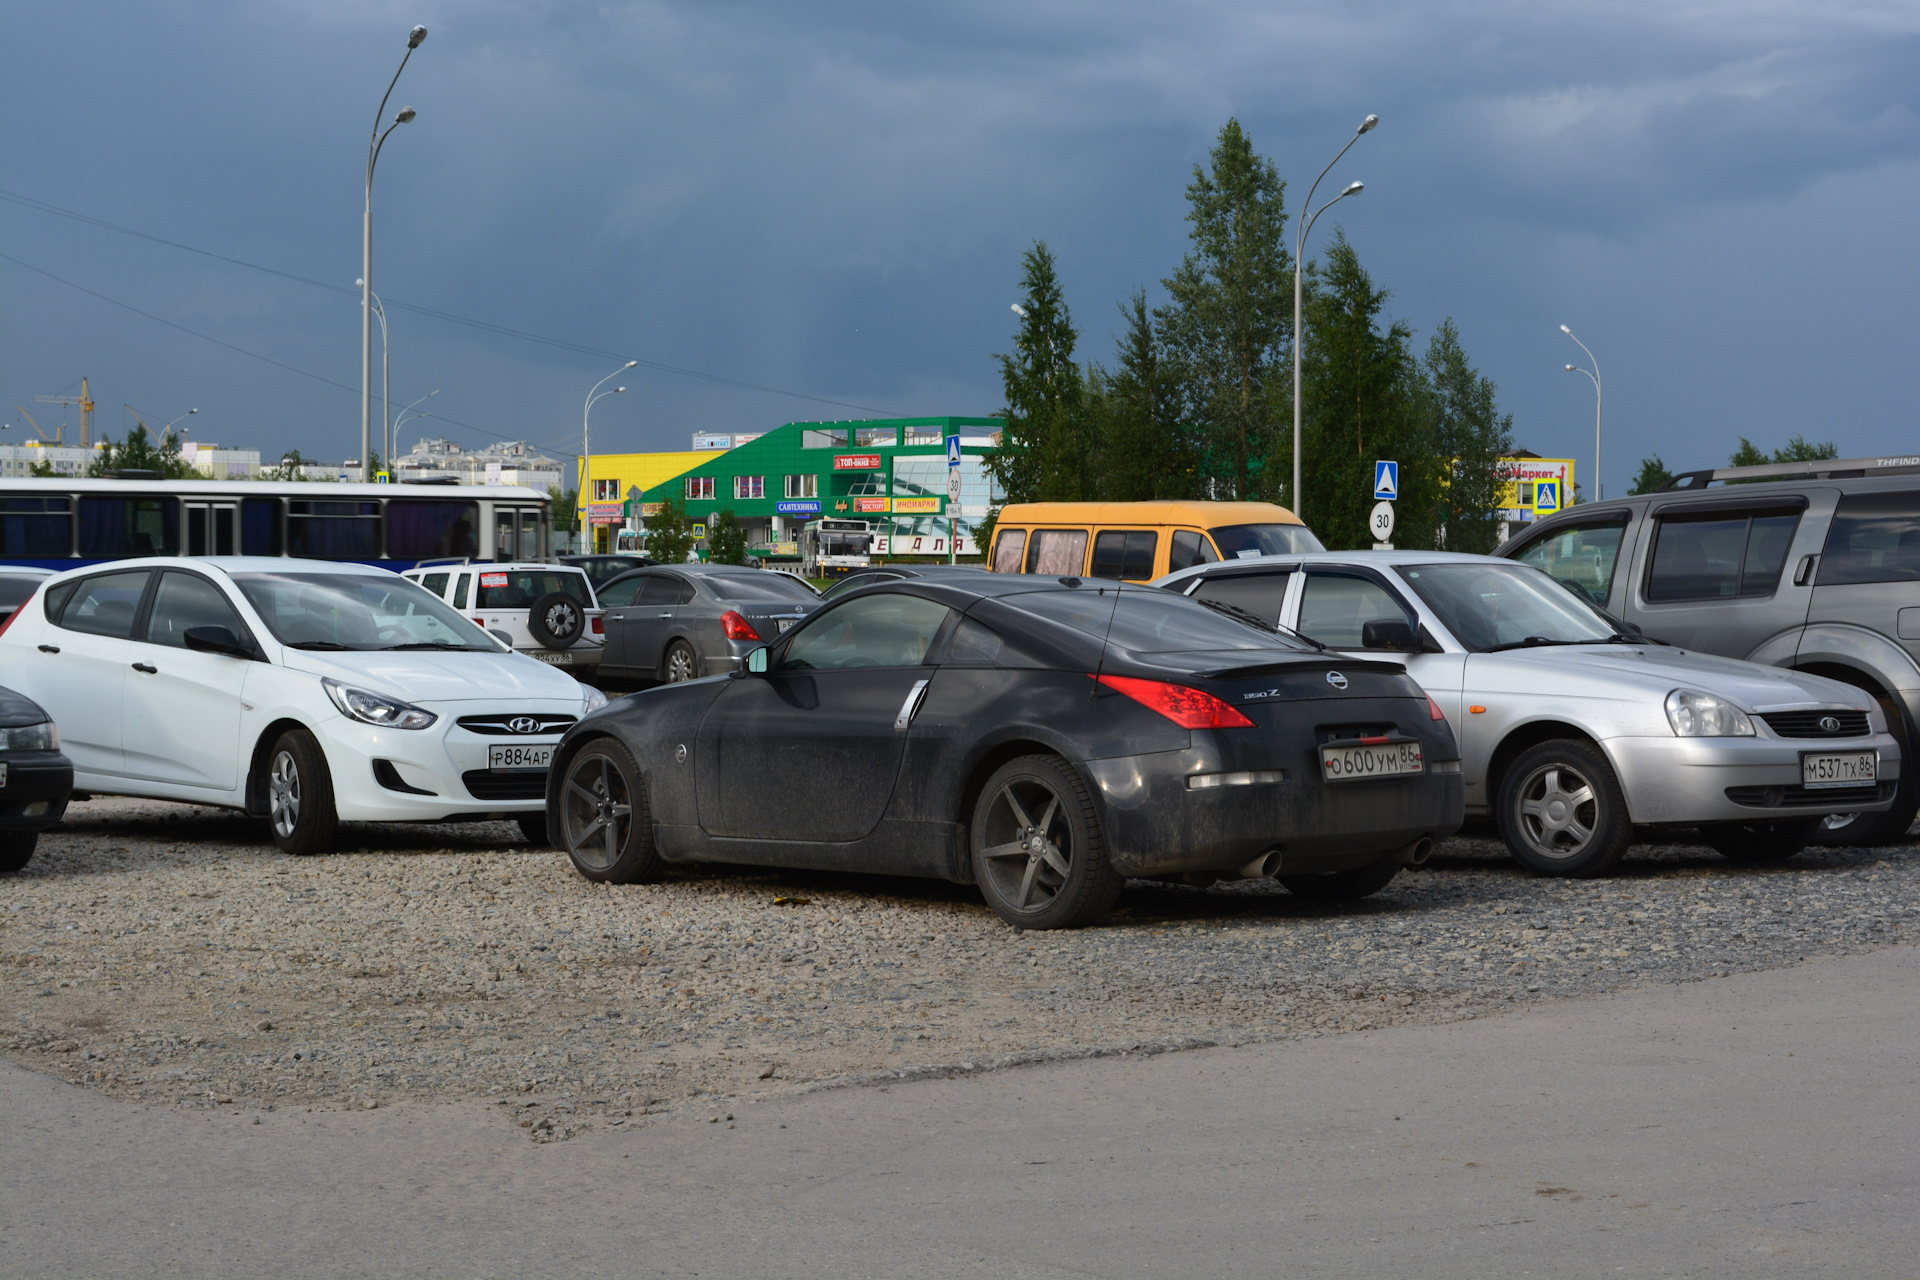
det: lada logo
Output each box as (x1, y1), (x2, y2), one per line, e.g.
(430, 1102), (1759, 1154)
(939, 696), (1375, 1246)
(508, 716), (543, 735)
(1819, 715), (1842, 733)
(1325, 671), (1349, 690)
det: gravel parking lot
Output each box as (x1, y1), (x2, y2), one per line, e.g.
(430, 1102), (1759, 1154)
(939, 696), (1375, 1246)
(4, 797), (1915, 1142)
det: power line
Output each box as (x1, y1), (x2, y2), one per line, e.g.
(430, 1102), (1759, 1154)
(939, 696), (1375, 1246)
(0, 188), (904, 418)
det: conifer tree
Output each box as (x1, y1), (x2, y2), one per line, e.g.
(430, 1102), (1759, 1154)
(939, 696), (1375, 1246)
(987, 242), (1087, 504)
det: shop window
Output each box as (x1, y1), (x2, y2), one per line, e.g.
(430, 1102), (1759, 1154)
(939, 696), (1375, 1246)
(592, 479), (621, 502)
(734, 476), (765, 499)
(686, 476), (716, 501)
(785, 474), (818, 499)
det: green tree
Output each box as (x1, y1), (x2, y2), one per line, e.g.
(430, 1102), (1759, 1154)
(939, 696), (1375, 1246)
(1773, 435), (1839, 462)
(86, 425), (196, 479)
(646, 497), (695, 566)
(1729, 437), (1770, 469)
(1086, 291), (1193, 501)
(27, 457), (60, 478)
(1422, 318), (1514, 554)
(987, 241), (1088, 503)
(708, 509), (748, 565)
(1628, 455), (1674, 495)
(547, 485), (579, 531)
(1157, 118), (1292, 503)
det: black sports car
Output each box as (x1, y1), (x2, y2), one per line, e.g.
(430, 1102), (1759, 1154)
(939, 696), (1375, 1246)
(1, 684), (73, 874)
(545, 575), (1464, 929)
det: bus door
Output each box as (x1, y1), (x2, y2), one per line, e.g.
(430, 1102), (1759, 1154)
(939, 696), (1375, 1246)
(183, 501), (239, 556)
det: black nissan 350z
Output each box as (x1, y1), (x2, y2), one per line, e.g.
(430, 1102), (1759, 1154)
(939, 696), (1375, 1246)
(545, 575), (1464, 929)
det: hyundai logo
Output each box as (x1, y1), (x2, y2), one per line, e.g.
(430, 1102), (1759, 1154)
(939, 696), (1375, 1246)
(508, 716), (543, 735)
(1325, 671), (1349, 690)
(1819, 715), (1842, 734)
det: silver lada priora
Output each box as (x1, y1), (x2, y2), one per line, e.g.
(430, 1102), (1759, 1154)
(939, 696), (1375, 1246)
(1156, 551), (1901, 876)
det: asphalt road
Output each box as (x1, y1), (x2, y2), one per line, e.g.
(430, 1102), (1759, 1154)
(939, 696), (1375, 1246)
(5, 944), (1913, 1279)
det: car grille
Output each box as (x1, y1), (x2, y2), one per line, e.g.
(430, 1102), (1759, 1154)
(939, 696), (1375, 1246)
(456, 714), (578, 736)
(462, 770), (548, 800)
(1724, 781), (1894, 808)
(1757, 710), (1870, 738)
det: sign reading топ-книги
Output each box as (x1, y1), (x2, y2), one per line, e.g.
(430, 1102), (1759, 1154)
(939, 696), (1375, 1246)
(833, 454), (883, 471)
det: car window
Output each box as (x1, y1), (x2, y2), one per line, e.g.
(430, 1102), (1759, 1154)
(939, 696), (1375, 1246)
(1400, 563), (1614, 652)
(1646, 510), (1802, 602)
(638, 575), (693, 606)
(56, 570), (151, 639)
(1025, 529), (1088, 576)
(1209, 523), (1324, 558)
(451, 573), (471, 609)
(706, 573), (819, 603)
(992, 529), (1027, 573)
(1296, 573), (1415, 649)
(418, 572), (450, 598)
(596, 576), (647, 607)
(233, 573), (490, 650)
(783, 594), (953, 670)
(820, 571), (900, 600)
(1817, 490), (1920, 586)
(942, 617), (1004, 664)
(1191, 571), (1291, 626)
(1513, 521), (1626, 607)
(145, 572), (248, 649)
(1090, 530), (1158, 580)
(474, 570), (591, 610)
(1007, 588), (1304, 654)
(1168, 530), (1219, 572)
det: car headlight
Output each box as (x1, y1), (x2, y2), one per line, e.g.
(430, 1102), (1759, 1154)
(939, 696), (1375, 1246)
(322, 678), (437, 730)
(1665, 688), (1754, 737)
(0, 721), (59, 751)
(579, 683), (608, 713)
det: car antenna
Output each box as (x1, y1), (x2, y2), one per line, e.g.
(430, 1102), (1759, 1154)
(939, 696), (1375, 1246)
(1087, 581), (1125, 700)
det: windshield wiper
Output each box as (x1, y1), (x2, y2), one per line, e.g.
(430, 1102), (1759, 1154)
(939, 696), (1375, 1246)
(1192, 597), (1327, 651)
(380, 640), (482, 651)
(286, 640), (354, 650)
(1485, 634), (1631, 653)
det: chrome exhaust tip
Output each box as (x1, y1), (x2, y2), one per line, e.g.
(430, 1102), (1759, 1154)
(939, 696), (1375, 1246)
(1398, 837), (1434, 868)
(1238, 849), (1284, 879)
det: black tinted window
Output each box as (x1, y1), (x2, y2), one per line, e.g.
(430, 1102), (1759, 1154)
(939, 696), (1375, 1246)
(596, 576), (646, 607)
(56, 570), (150, 639)
(386, 500), (478, 560)
(1007, 588), (1301, 654)
(475, 570), (590, 609)
(79, 496), (178, 558)
(145, 572), (246, 649)
(1168, 530), (1218, 572)
(1090, 530), (1158, 580)
(0, 497), (71, 557)
(942, 618), (1004, 664)
(784, 594), (952, 670)
(637, 575), (692, 606)
(1647, 509), (1802, 602)
(1818, 490), (1920, 585)
(1190, 571), (1291, 626)
(706, 573), (818, 602)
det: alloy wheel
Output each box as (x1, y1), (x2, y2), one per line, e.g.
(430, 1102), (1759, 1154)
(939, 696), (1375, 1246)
(1514, 762), (1597, 859)
(977, 776), (1075, 915)
(562, 753), (634, 873)
(665, 646), (697, 683)
(269, 749), (301, 840)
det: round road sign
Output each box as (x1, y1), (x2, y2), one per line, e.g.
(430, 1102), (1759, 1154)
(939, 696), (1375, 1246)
(1369, 500), (1396, 542)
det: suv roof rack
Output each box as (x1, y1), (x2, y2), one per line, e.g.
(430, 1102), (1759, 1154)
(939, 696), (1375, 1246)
(1663, 453), (1920, 490)
(411, 556), (473, 569)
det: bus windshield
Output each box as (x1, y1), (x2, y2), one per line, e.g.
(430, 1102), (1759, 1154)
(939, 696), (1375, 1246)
(1210, 523), (1325, 558)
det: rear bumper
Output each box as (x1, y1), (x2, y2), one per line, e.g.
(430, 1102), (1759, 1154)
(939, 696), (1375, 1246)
(1081, 746), (1464, 878)
(0, 751), (74, 831)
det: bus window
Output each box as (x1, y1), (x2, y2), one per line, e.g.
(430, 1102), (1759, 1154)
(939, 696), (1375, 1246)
(1168, 529), (1219, 572)
(1089, 530), (1157, 580)
(0, 496), (72, 558)
(992, 529), (1026, 573)
(1025, 529), (1088, 576)
(287, 501), (380, 559)
(388, 500), (479, 560)
(241, 498), (282, 556)
(79, 496), (179, 558)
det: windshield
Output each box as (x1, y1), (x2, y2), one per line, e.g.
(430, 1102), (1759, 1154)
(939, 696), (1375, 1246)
(474, 569), (592, 610)
(1210, 523), (1325, 559)
(234, 573), (494, 651)
(1397, 563), (1619, 652)
(706, 573), (820, 602)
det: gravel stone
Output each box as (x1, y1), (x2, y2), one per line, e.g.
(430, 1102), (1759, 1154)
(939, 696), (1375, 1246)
(3, 797), (1914, 1141)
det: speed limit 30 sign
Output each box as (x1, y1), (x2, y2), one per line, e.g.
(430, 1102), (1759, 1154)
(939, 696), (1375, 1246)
(1370, 500), (1396, 547)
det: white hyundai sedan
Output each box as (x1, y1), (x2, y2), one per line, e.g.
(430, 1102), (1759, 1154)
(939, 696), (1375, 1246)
(0, 557), (603, 855)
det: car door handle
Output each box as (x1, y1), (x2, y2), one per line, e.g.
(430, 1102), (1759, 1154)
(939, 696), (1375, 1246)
(1794, 554), (1818, 586)
(657, 612), (674, 619)
(894, 678), (931, 730)
(131, 662), (158, 674)
(38, 644), (59, 654)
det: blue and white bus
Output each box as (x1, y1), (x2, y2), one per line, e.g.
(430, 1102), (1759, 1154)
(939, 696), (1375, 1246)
(0, 478), (551, 572)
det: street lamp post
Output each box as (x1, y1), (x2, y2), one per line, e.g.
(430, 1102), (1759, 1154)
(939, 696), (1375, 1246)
(388, 389), (440, 472)
(361, 25), (426, 483)
(1560, 324), (1602, 500)
(163, 408), (199, 436)
(1292, 114), (1377, 523)
(358, 280), (390, 475)
(582, 361), (637, 550)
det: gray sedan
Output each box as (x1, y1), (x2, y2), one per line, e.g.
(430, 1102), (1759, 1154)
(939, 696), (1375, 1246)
(596, 564), (820, 684)
(1156, 551), (1902, 876)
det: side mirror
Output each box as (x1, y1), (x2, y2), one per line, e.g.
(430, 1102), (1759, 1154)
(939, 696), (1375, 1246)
(183, 625), (251, 659)
(746, 646), (769, 675)
(1360, 619), (1419, 651)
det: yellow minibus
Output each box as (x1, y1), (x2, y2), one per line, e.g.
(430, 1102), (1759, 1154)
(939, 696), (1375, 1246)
(987, 500), (1322, 582)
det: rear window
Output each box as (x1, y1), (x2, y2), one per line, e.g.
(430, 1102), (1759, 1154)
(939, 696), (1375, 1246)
(54, 570), (151, 639)
(1006, 588), (1303, 655)
(1818, 490), (1920, 586)
(1646, 509), (1801, 601)
(705, 573), (819, 603)
(474, 570), (592, 610)
(1190, 571), (1291, 626)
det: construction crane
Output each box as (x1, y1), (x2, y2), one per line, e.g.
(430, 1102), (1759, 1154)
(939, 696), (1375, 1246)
(34, 376), (94, 446)
(11, 405), (61, 443)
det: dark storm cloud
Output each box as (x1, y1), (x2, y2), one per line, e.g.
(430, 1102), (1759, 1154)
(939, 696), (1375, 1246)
(3, 1), (1915, 492)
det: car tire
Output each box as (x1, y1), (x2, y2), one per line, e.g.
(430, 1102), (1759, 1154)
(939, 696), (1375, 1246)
(517, 811), (550, 848)
(0, 830), (35, 874)
(1279, 855), (1401, 902)
(661, 641), (700, 684)
(557, 738), (664, 884)
(266, 728), (339, 857)
(527, 592), (584, 650)
(970, 755), (1123, 930)
(1496, 738), (1632, 878)
(1703, 818), (1821, 864)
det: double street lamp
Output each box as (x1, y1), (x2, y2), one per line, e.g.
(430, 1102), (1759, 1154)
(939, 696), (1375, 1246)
(1560, 324), (1603, 500)
(361, 24), (426, 482)
(1292, 114), (1377, 522)
(357, 279), (391, 474)
(582, 361), (637, 547)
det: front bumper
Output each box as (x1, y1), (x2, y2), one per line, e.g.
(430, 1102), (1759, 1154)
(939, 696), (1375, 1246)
(0, 750), (74, 831)
(1081, 746), (1465, 879)
(517, 644), (602, 668)
(315, 706), (580, 822)
(1607, 732), (1903, 825)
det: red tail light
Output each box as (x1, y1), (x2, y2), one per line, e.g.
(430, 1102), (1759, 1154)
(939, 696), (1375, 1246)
(721, 610), (762, 642)
(1095, 674), (1256, 729)
(1428, 694), (1446, 722)
(591, 616), (604, 635)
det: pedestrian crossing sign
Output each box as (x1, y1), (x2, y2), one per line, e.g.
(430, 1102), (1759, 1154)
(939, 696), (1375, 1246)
(1534, 480), (1560, 514)
(1373, 460), (1399, 501)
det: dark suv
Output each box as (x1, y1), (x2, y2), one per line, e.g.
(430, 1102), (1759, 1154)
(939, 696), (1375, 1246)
(1496, 454), (1920, 844)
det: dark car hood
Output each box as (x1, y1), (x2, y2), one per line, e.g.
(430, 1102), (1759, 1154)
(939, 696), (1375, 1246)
(0, 684), (52, 728)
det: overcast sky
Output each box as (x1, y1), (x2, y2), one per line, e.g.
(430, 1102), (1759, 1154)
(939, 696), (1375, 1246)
(3, 1), (1915, 497)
